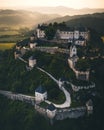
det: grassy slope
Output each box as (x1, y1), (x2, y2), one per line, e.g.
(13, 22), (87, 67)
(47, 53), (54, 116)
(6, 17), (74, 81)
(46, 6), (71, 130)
(0, 48), (104, 130)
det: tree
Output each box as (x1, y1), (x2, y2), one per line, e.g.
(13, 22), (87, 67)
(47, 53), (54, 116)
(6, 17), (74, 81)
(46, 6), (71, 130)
(45, 26), (56, 40)
(75, 59), (90, 71)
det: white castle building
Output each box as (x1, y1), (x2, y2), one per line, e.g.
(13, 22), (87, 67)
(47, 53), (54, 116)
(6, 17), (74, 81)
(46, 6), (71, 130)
(36, 25), (89, 46)
(46, 104), (57, 119)
(35, 85), (47, 102)
(36, 24), (47, 38)
(56, 27), (89, 46)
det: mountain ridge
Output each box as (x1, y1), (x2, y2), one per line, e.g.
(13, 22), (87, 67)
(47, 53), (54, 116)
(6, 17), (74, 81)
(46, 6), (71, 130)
(48, 13), (104, 35)
(23, 6), (104, 16)
(0, 9), (60, 29)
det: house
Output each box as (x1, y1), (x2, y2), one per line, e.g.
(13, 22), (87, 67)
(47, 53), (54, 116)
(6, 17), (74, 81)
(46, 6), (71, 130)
(35, 85), (47, 102)
(29, 56), (36, 68)
(46, 104), (57, 119)
(14, 50), (21, 59)
(86, 99), (93, 114)
(36, 24), (47, 38)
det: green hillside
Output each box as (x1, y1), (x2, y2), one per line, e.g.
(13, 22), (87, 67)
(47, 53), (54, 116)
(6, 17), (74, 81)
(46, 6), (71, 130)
(66, 17), (104, 35)
(49, 13), (104, 35)
(0, 47), (104, 130)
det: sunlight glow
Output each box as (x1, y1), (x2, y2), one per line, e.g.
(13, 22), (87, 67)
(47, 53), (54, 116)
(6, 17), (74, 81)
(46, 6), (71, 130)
(0, 0), (104, 9)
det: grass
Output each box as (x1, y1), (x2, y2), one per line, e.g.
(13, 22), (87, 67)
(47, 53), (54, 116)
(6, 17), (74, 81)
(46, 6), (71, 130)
(0, 43), (16, 50)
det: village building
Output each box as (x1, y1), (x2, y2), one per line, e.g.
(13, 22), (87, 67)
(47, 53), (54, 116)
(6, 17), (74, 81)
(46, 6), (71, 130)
(28, 56), (36, 68)
(35, 85), (47, 102)
(46, 104), (57, 119)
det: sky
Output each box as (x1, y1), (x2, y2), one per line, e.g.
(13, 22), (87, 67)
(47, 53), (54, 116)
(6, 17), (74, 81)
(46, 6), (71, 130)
(0, 0), (104, 9)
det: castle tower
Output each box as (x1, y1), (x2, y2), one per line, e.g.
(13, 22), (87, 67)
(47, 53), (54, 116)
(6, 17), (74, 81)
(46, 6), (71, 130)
(70, 44), (77, 58)
(46, 104), (57, 119)
(35, 85), (47, 102)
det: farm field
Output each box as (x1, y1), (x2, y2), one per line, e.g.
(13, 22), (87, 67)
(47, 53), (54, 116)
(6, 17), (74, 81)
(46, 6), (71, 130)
(0, 43), (16, 50)
(0, 35), (29, 42)
(0, 31), (19, 36)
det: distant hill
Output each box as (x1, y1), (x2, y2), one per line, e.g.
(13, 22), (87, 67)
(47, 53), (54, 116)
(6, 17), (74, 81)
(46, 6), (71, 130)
(49, 13), (104, 35)
(0, 9), (60, 29)
(27, 6), (104, 16)
(66, 13), (104, 35)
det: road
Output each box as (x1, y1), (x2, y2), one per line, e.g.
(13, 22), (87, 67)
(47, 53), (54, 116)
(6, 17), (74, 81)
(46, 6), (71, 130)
(37, 67), (71, 108)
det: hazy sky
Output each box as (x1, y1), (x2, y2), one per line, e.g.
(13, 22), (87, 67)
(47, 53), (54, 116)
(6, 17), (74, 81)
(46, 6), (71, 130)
(0, 0), (104, 9)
